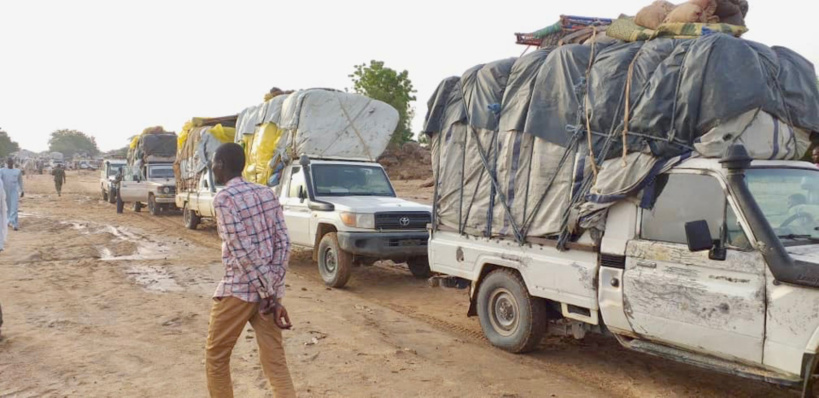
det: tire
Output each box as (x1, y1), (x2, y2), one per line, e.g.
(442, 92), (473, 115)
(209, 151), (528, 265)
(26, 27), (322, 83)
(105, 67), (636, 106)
(108, 188), (117, 204)
(183, 204), (200, 230)
(477, 269), (546, 353)
(317, 232), (352, 288)
(407, 257), (431, 279)
(133, 202), (142, 212)
(148, 195), (159, 216)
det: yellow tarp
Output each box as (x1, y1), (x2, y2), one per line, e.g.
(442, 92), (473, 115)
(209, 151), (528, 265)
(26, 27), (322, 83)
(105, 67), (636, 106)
(210, 124), (236, 144)
(243, 123), (285, 185)
(129, 135), (140, 150)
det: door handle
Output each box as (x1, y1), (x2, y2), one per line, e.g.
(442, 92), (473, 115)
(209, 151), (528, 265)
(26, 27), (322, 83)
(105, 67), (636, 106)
(636, 261), (657, 269)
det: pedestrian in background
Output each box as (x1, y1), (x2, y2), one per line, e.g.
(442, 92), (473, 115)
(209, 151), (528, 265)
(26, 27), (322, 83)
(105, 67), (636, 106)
(206, 143), (295, 398)
(51, 164), (67, 197)
(0, 159), (23, 231)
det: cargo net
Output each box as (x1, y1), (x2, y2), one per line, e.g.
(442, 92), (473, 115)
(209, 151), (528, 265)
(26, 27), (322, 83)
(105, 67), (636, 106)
(423, 34), (819, 250)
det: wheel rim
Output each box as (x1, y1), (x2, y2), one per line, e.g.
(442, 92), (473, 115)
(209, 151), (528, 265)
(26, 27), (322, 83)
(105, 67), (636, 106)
(488, 288), (519, 337)
(322, 247), (337, 275)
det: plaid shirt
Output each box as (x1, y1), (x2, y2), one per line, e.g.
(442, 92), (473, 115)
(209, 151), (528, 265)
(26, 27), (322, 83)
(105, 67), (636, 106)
(213, 177), (290, 302)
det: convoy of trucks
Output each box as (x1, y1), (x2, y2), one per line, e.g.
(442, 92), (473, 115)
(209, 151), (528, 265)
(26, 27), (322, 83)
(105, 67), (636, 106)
(89, 32), (819, 395)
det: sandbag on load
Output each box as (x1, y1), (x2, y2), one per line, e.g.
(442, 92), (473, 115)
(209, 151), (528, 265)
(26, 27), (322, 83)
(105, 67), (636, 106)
(635, 0), (676, 29)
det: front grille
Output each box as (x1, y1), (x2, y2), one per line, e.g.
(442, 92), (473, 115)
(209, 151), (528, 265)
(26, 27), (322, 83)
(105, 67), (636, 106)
(388, 238), (428, 247)
(375, 212), (430, 230)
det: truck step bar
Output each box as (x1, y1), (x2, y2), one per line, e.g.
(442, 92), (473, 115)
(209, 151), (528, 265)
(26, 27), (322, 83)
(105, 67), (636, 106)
(617, 336), (802, 388)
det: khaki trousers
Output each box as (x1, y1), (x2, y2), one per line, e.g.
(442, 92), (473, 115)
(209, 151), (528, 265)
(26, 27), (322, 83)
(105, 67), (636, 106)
(206, 296), (295, 398)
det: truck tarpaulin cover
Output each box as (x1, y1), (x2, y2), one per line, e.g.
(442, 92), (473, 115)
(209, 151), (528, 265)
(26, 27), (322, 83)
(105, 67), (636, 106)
(174, 119), (237, 193)
(129, 133), (177, 167)
(236, 89), (399, 186)
(423, 34), (819, 245)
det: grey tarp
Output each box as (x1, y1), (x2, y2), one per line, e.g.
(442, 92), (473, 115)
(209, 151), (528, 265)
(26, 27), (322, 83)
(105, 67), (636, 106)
(425, 34), (819, 243)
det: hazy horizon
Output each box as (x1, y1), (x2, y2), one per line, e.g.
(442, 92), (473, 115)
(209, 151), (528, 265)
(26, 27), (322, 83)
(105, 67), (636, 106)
(2, 0), (817, 153)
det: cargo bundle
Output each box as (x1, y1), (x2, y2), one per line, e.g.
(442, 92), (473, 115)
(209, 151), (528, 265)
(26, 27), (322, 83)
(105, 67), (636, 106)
(174, 116), (237, 193)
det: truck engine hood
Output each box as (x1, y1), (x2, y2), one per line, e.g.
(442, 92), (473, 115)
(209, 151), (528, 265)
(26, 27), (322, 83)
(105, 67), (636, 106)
(317, 196), (431, 213)
(786, 244), (819, 265)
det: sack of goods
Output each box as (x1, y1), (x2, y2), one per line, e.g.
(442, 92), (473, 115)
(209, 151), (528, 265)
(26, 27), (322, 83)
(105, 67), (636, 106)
(423, 32), (819, 247)
(128, 127), (177, 168)
(174, 116), (237, 192)
(235, 88), (399, 186)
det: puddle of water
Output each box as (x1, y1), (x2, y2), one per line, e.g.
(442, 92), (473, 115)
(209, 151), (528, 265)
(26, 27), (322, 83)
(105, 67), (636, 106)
(125, 264), (184, 293)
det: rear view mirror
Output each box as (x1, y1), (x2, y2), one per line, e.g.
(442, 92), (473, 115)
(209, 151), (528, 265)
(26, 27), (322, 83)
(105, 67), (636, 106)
(685, 220), (713, 252)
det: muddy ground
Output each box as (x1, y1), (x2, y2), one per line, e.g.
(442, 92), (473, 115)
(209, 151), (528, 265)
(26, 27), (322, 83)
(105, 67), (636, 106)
(0, 172), (801, 397)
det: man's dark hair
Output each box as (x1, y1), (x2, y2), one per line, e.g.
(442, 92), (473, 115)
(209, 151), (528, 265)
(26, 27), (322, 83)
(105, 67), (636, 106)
(215, 143), (245, 174)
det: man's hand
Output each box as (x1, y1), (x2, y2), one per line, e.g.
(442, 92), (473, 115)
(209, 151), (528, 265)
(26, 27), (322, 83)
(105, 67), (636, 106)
(20, 192), (24, 198)
(259, 297), (292, 330)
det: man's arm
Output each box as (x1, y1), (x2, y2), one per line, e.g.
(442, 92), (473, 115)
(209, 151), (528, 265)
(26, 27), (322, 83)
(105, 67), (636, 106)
(214, 194), (280, 299)
(17, 170), (23, 193)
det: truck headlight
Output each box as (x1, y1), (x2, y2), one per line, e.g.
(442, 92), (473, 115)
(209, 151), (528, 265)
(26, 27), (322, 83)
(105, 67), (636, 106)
(340, 212), (375, 229)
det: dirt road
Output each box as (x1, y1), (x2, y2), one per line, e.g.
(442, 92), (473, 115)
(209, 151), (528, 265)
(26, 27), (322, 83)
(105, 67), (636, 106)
(0, 173), (799, 397)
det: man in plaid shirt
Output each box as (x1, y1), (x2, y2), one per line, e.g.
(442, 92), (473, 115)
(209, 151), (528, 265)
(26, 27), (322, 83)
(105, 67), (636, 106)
(206, 143), (295, 398)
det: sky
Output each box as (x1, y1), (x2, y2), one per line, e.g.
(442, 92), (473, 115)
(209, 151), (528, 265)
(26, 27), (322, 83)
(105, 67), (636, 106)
(1, 0), (817, 153)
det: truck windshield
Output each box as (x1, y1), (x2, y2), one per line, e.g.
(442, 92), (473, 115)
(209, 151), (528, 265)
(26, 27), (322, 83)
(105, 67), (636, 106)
(746, 168), (819, 245)
(312, 164), (395, 197)
(148, 165), (174, 179)
(107, 165), (124, 177)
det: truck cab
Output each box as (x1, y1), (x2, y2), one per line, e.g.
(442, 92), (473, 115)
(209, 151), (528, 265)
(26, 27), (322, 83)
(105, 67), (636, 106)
(277, 158), (432, 288)
(118, 162), (177, 215)
(100, 159), (126, 203)
(430, 149), (819, 395)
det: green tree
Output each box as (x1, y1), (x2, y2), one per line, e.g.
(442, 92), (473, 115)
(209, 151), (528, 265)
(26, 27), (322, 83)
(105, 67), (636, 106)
(350, 60), (417, 145)
(48, 129), (100, 159)
(103, 145), (129, 159)
(0, 130), (20, 158)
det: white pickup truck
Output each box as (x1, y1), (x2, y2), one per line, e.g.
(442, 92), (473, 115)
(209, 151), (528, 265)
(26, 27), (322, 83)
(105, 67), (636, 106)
(276, 157), (432, 288)
(100, 159), (126, 204)
(179, 157), (432, 288)
(430, 147), (819, 394)
(177, 171), (222, 229)
(118, 162), (178, 215)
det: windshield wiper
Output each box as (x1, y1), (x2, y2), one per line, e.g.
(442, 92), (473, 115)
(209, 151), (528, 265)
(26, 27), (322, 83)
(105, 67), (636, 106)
(778, 234), (819, 242)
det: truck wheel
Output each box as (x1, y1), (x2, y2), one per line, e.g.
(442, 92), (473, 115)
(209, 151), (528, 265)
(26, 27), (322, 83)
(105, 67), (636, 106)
(148, 195), (159, 216)
(108, 188), (117, 204)
(407, 257), (431, 278)
(183, 204), (200, 230)
(477, 269), (546, 353)
(133, 202), (142, 212)
(317, 232), (352, 288)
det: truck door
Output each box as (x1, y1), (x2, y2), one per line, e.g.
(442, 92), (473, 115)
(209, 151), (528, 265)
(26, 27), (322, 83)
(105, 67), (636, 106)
(119, 166), (145, 202)
(198, 174), (214, 218)
(624, 172), (766, 364)
(281, 166), (312, 246)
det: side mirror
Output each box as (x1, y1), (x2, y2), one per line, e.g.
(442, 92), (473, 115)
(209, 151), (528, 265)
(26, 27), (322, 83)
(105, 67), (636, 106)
(685, 220), (714, 252)
(297, 185), (307, 203)
(308, 201), (335, 212)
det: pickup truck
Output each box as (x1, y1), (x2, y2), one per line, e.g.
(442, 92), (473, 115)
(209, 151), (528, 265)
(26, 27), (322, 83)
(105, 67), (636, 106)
(276, 157), (432, 288)
(100, 159), (126, 204)
(179, 157), (433, 288)
(176, 170), (222, 229)
(430, 147), (819, 395)
(118, 162), (178, 215)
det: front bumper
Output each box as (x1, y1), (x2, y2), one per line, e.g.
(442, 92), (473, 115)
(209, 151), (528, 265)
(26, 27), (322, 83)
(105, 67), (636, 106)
(337, 231), (429, 260)
(155, 194), (176, 204)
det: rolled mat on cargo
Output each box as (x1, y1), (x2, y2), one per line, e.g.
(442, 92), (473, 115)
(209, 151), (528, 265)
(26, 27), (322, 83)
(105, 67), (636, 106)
(423, 33), (819, 248)
(235, 88), (399, 187)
